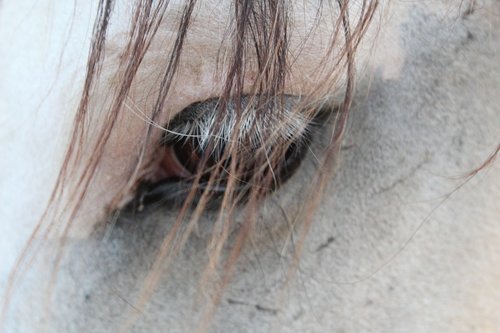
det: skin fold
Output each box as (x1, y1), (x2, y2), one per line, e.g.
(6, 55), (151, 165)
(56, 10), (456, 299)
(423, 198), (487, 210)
(0, 1), (499, 332)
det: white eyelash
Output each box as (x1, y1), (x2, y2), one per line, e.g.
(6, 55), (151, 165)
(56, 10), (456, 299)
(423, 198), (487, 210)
(164, 96), (311, 155)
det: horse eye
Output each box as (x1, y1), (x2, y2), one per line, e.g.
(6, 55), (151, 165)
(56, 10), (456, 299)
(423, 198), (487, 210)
(126, 97), (319, 211)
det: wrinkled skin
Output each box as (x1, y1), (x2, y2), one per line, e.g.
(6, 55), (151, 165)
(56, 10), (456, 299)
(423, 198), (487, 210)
(1, 1), (499, 332)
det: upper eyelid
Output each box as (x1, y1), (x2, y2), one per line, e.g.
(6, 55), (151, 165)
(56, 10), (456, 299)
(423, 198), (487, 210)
(161, 95), (327, 149)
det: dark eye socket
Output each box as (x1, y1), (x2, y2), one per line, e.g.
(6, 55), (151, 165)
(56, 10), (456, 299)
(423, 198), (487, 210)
(125, 97), (326, 212)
